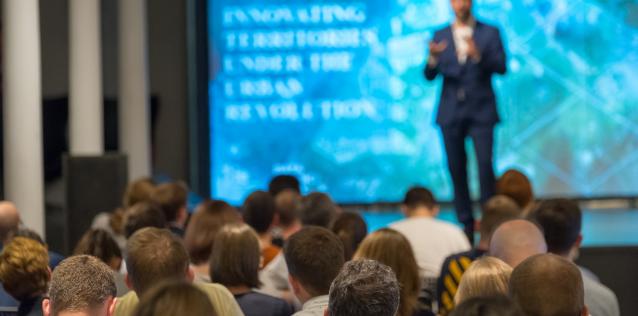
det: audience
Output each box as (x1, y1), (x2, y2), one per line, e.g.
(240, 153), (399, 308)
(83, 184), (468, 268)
(331, 212), (367, 260)
(454, 257), (512, 305)
(210, 223), (293, 316)
(150, 182), (189, 237)
(122, 202), (167, 239)
(353, 228), (428, 316)
(133, 280), (216, 316)
(488, 219), (547, 267)
(284, 227), (345, 315)
(0, 237), (49, 316)
(242, 191), (281, 266)
(114, 227), (243, 316)
(438, 195), (521, 314)
(496, 169), (534, 214)
(43, 255), (117, 316)
(327, 259), (400, 316)
(527, 199), (619, 316)
(510, 253), (588, 316)
(184, 199), (240, 282)
(449, 295), (525, 316)
(272, 189), (302, 246)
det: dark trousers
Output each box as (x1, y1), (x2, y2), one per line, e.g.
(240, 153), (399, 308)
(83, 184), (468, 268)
(441, 122), (496, 242)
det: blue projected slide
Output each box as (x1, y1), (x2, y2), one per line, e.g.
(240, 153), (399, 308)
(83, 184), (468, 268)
(209, 0), (638, 204)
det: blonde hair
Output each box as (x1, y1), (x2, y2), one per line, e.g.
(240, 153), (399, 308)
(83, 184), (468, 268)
(0, 237), (49, 300)
(353, 229), (420, 316)
(455, 256), (512, 305)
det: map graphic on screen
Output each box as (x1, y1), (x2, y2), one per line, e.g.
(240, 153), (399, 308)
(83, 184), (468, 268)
(209, 0), (638, 204)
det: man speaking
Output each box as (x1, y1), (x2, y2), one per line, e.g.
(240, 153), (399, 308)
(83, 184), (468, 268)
(424, 0), (506, 243)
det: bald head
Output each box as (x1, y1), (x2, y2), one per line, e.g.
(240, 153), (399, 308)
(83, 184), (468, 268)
(489, 220), (546, 267)
(0, 202), (20, 243)
(510, 254), (586, 316)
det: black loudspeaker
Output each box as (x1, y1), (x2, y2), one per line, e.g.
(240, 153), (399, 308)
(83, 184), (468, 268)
(61, 154), (128, 255)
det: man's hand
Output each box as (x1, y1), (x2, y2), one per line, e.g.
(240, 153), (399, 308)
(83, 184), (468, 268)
(429, 40), (448, 59)
(465, 37), (481, 62)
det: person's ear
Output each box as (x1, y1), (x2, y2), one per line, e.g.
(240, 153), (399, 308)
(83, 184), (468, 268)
(324, 308), (329, 316)
(42, 298), (51, 316)
(186, 266), (195, 283)
(575, 234), (583, 248)
(288, 275), (300, 295)
(400, 205), (408, 216)
(124, 273), (134, 290)
(107, 297), (118, 316)
(474, 219), (481, 232)
(581, 305), (589, 316)
(432, 205), (440, 216)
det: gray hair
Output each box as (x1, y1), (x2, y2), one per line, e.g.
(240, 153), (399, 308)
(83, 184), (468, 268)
(328, 259), (400, 316)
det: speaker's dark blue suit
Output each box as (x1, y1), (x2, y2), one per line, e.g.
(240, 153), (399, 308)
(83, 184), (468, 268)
(424, 21), (506, 237)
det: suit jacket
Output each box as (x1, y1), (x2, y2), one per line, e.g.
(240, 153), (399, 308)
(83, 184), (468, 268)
(424, 21), (506, 127)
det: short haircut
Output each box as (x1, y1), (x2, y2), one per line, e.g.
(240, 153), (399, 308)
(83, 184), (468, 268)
(527, 199), (581, 255)
(241, 191), (276, 234)
(13, 227), (46, 245)
(73, 229), (122, 265)
(450, 295), (525, 316)
(284, 227), (345, 296)
(403, 186), (437, 209)
(331, 212), (368, 260)
(184, 200), (240, 264)
(455, 256), (512, 305)
(299, 192), (339, 228)
(48, 255), (117, 315)
(123, 177), (156, 208)
(151, 182), (188, 222)
(274, 189), (301, 227)
(134, 280), (216, 316)
(123, 201), (167, 238)
(489, 219), (547, 268)
(0, 237), (49, 300)
(510, 254), (585, 316)
(210, 224), (261, 288)
(268, 175), (301, 196)
(125, 228), (190, 295)
(480, 195), (522, 238)
(496, 169), (533, 209)
(328, 259), (400, 316)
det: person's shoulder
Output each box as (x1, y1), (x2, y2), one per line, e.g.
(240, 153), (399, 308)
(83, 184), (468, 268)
(198, 283), (246, 315)
(476, 20), (502, 35)
(114, 291), (139, 316)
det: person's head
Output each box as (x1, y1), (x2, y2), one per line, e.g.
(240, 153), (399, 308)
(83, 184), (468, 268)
(479, 196), (522, 244)
(510, 254), (587, 316)
(284, 227), (345, 303)
(150, 182), (188, 225)
(268, 175), (301, 196)
(275, 189), (302, 230)
(210, 223), (261, 289)
(331, 212), (368, 260)
(327, 259), (400, 316)
(402, 186), (438, 216)
(527, 199), (582, 258)
(13, 227), (46, 244)
(451, 0), (473, 23)
(0, 237), (49, 301)
(242, 191), (277, 235)
(353, 229), (419, 316)
(125, 228), (191, 296)
(123, 201), (167, 238)
(454, 257), (512, 305)
(43, 255), (117, 316)
(449, 295), (525, 316)
(184, 200), (240, 265)
(299, 192), (339, 228)
(133, 280), (215, 316)
(489, 219), (547, 267)
(496, 169), (534, 210)
(123, 177), (156, 208)
(73, 229), (123, 271)
(0, 201), (20, 243)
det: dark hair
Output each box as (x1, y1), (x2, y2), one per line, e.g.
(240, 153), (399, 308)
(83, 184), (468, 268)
(12, 227), (45, 245)
(184, 200), (240, 264)
(450, 295), (525, 316)
(242, 191), (276, 234)
(73, 229), (122, 267)
(151, 182), (188, 222)
(299, 192), (338, 228)
(496, 169), (533, 209)
(331, 212), (368, 260)
(268, 175), (300, 196)
(124, 201), (167, 238)
(134, 280), (216, 316)
(210, 224), (261, 288)
(403, 186), (437, 209)
(275, 189), (301, 227)
(480, 195), (522, 238)
(328, 259), (400, 316)
(527, 199), (581, 255)
(284, 227), (345, 296)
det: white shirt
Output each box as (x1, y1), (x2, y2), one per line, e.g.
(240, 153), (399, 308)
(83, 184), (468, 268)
(390, 217), (470, 278)
(293, 295), (329, 316)
(452, 22), (475, 64)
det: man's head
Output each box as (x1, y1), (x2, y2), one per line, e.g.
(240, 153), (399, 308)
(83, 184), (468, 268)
(242, 190), (276, 234)
(299, 192), (339, 228)
(489, 220), (547, 267)
(284, 227), (345, 303)
(123, 201), (167, 238)
(451, 0), (473, 23)
(150, 182), (188, 225)
(401, 186), (438, 216)
(510, 254), (587, 316)
(0, 237), (49, 301)
(275, 189), (301, 229)
(527, 199), (582, 258)
(496, 169), (534, 210)
(0, 201), (20, 243)
(268, 175), (301, 196)
(479, 195), (522, 243)
(125, 228), (191, 296)
(43, 255), (117, 316)
(122, 177), (156, 208)
(327, 259), (400, 316)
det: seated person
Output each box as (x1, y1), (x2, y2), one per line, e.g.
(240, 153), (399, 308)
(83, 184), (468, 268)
(454, 256), (512, 305)
(133, 280), (215, 316)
